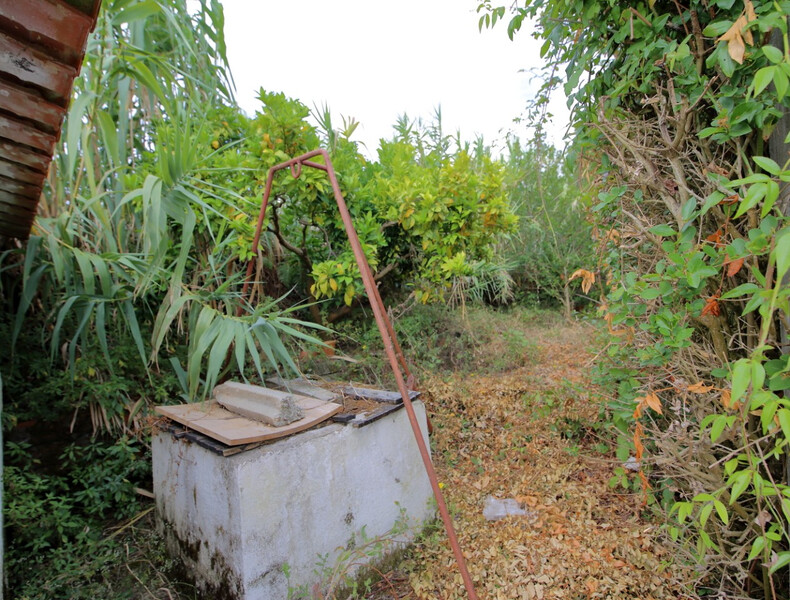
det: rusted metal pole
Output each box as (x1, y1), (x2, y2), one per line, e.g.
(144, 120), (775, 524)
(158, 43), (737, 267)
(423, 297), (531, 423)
(237, 161), (278, 316)
(239, 153), (414, 384)
(241, 150), (478, 599)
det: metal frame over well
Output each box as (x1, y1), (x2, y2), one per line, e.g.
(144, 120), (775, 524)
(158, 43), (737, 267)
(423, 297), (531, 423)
(239, 149), (479, 599)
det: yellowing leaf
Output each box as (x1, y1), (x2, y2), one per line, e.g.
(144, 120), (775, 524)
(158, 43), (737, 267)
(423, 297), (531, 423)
(344, 286), (354, 306)
(329, 278), (338, 292)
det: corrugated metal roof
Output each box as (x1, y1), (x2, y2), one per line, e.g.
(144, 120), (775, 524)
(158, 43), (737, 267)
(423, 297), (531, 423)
(0, 0), (101, 241)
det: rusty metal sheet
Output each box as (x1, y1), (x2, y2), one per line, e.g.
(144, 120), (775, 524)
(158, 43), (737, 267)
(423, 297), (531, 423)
(0, 209), (35, 227)
(0, 114), (56, 154)
(0, 160), (43, 186)
(0, 191), (38, 213)
(0, 158), (46, 185)
(0, 0), (100, 240)
(0, 222), (32, 239)
(0, 175), (41, 199)
(0, 31), (76, 101)
(0, 0), (93, 66)
(0, 80), (65, 132)
(0, 141), (50, 173)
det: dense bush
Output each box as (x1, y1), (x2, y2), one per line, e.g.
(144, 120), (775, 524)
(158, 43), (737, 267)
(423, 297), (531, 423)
(481, 0), (790, 596)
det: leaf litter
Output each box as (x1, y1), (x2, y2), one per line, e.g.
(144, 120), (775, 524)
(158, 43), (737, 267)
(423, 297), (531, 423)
(366, 319), (692, 600)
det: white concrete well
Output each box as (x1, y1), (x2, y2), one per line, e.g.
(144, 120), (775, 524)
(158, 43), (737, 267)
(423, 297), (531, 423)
(152, 400), (434, 599)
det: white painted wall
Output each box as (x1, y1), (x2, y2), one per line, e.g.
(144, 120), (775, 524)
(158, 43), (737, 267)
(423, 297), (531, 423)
(153, 402), (434, 599)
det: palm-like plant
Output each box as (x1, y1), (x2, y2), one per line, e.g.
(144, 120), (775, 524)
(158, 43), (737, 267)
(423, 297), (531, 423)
(6, 0), (323, 425)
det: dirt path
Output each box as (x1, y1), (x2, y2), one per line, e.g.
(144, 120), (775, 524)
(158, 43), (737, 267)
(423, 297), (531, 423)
(368, 319), (689, 600)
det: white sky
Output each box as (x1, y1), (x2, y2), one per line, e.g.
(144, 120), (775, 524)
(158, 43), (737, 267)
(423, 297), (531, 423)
(221, 0), (570, 157)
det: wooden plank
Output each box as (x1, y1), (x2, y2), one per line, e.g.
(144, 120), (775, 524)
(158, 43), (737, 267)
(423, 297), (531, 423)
(0, 0), (93, 65)
(0, 140), (50, 172)
(0, 80), (65, 132)
(0, 31), (76, 100)
(155, 397), (342, 446)
(0, 175), (41, 199)
(0, 157), (46, 184)
(267, 376), (341, 403)
(0, 114), (56, 153)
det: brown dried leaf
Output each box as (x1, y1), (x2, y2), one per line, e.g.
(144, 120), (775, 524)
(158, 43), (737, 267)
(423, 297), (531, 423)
(719, 15), (748, 63)
(707, 162), (729, 176)
(688, 382), (714, 394)
(408, 320), (683, 599)
(705, 229), (723, 245)
(701, 295), (721, 317)
(569, 269), (596, 294)
(746, 0), (757, 25)
(585, 577), (599, 596)
(721, 194), (739, 205)
(726, 257), (745, 277)
(645, 391), (663, 415)
(634, 423), (645, 460)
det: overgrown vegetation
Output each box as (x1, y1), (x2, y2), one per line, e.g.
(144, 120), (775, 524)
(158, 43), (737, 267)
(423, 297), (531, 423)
(503, 136), (594, 315)
(1, 0), (592, 597)
(480, 0), (790, 596)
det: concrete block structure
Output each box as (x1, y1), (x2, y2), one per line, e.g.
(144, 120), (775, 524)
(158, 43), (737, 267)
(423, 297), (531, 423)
(153, 401), (434, 599)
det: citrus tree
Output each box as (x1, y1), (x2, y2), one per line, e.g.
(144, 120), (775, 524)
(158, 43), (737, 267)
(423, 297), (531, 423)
(201, 99), (519, 322)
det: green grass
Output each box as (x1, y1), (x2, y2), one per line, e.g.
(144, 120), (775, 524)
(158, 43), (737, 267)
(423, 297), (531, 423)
(307, 303), (559, 386)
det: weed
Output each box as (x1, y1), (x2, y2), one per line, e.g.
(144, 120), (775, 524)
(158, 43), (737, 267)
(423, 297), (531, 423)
(5, 435), (151, 596)
(286, 509), (414, 600)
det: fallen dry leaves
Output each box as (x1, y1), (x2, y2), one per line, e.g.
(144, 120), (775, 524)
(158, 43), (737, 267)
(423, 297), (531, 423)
(375, 320), (693, 600)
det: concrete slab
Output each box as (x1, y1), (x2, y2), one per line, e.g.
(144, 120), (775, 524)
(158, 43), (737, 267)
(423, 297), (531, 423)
(213, 382), (304, 426)
(153, 401), (434, 599)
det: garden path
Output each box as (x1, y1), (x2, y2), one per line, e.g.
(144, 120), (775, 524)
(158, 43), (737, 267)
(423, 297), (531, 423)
(368, 319), (690, 600)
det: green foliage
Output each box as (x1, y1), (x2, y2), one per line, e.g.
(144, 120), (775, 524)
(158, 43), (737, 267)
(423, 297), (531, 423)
(481, 0), (790, 596)
(0, 2), (558, 596)
(5, 437), (149, 594)
(318, 304), (546, 390)
(1, 1), (322, 596)
(502, 136), (594, 314)
(206, 101), (520, 317)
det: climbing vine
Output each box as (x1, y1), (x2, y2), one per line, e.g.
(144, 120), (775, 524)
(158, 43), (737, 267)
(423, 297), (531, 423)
(481, 0), (790, 596)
